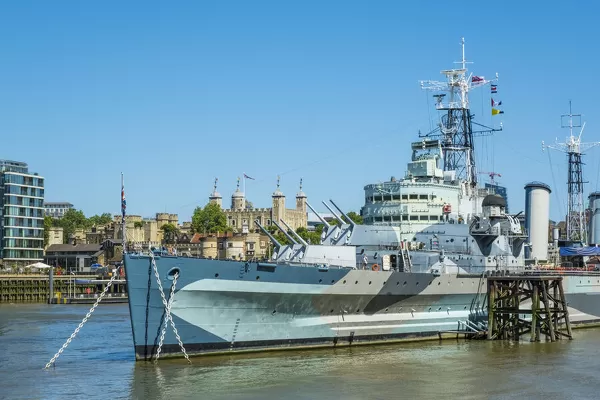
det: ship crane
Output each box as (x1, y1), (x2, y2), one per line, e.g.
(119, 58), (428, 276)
(478, 171), (502, 185)
(542, 101), (600, 244)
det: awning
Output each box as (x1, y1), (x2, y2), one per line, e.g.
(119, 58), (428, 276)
(559, 246), (600, 256)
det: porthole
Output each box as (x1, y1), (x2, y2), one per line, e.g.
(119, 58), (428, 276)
(256, 276), (260, 280)
(214, 273), (219, 278)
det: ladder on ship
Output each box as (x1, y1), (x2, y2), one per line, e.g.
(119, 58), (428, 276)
(399, 241), (412, 272)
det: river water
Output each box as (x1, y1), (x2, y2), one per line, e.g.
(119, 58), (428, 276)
(1, 303), (599, 399)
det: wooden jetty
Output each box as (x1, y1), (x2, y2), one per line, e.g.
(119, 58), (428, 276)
(0, 274), (127, 304)
(487, 275), (573, 342)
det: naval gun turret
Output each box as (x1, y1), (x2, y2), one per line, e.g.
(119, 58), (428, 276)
(255, 219), (356, 269)
(469, 194), (527, 258)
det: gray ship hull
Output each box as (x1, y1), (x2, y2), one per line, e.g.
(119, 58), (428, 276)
(124, 254), (600, 360)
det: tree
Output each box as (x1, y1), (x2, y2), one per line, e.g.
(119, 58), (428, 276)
(161, 223), (179, 244)
(134, 221), (144, 229)
(43, 215), (53, 247)
(54, 209), (88, 243)
(88, 213), (113, 226)
(346, 211), (363, 225)
(295, 226), (322, 245)
(191, 203), (230, 234)
(265, 224), (290, 245)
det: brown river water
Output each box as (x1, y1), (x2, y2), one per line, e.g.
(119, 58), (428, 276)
(1, 303), (599, 399)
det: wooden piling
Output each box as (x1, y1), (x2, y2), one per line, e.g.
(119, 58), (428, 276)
(487, 276), (572, 342)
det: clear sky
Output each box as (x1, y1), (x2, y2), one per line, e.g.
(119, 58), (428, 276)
(2, 0), (599, 222)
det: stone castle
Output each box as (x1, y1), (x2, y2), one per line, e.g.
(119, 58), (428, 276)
(210, 177), (307, 233)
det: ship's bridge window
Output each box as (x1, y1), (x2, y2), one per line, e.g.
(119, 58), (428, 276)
(409, 194), (418, 200)
(402, 215), (408, 221)
(402, 194), (408, 200)
(383, 195), (392, 201)
(419, 194), (428, 200)
(419, 215), (428, 221)
(392, 216), (400, 222)
(430, 215), (439, 221)
(392, 195), (401, 201)
(384, 216), (391, 222)
(375, 216), (383, 222)
(410, 215), (418, 221)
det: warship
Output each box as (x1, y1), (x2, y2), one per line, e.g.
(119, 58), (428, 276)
(123, 39), (600, 361)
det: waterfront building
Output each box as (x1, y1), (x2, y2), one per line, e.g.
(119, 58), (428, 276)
(0, 160), (45, 267)
(209, 177), (308, 233)
(43, 202), (73, 218)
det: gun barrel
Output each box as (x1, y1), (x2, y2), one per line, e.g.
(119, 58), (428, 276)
(322, 201), (344, 225)
(306, 202), (330, 227)
(280, 219), (308, 246)
(329, 199), (356, 227)
(255, 220), (282, 248)
(272, 220), (298, 245)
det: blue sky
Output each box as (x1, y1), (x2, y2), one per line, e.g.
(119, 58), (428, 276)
(2, 0), (599, 222)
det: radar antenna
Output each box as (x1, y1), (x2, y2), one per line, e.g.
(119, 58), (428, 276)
(419, 37), (502, 188)
(542, 101), (600, 244)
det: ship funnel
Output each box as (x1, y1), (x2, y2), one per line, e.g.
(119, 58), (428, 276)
(589, 192), (600, 245)
(306, 202), (330, 227)
(272, 220), (299, 245)
(280, 219), (308, 246)
(524, 182), (551, 262)
(322, 201), (345, 225)
(329, 199), (356, 227)
(255, 220), (282, 248)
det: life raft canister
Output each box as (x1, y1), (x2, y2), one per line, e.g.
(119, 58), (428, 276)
(372, 264), (380, 271)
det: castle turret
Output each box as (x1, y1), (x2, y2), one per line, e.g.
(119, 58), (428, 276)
(271, 176), (285, 225)
(209, 177), (223, 208)
(296, 178), (307, 213)
(231, 177), (245, 210)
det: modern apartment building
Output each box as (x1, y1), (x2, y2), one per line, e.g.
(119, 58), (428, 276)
(0, 160), (45, 267)
(44, 202), (73, 218)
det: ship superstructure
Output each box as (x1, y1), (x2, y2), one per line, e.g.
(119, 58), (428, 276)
(361, 38), (502, 230)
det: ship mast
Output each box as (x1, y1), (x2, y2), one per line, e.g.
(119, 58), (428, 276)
(419, 37), (501, 189)
(543, 102), (600, 244)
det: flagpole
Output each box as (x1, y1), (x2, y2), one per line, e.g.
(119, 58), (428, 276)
(122, 172), (127, 254)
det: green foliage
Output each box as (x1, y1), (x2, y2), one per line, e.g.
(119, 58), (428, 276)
(346, 211), (363, 225)
(43, 215), (53, 247)
(53, 209), (88, 243)
(295, 226), (322, 245)
(191, 203), (230, 234)
(161, 223), (178, 234)
(49, 210), (115, 243)
(134, 221), (144, 229)
(161, 223), (179, 244)
(88, 213), (113, 226)
(264, 224), (290, 245)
